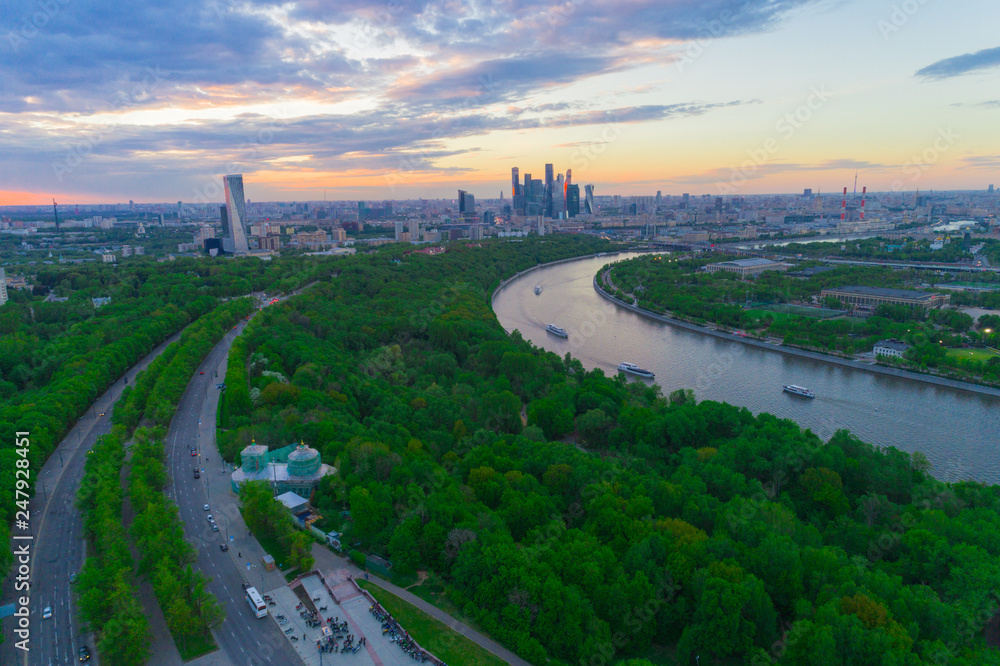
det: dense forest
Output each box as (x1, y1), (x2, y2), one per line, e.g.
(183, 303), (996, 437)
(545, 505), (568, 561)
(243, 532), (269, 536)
(603, 254), (1000, 385)
(219, 236), (1000, 665)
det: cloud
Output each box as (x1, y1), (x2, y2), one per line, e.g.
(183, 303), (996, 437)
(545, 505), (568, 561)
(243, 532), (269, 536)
(0, 0), (825, 198)
(916, 46), (1000, 80)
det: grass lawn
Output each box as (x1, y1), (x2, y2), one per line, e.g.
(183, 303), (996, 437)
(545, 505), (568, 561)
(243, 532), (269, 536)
(356, 580), (507, 666)
(175, 632), (217, 662)
(946, 347), (1000, 362)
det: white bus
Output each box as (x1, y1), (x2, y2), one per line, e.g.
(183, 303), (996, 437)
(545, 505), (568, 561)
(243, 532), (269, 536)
(245, 586), (267, 618)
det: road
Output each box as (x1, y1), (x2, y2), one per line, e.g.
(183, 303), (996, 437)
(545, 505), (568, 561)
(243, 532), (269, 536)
(0, 329), (185, 666)
(163, 313), (304, 666)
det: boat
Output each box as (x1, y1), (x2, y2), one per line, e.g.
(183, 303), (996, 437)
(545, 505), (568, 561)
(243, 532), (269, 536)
(534, 285), (542, 295)
(546, 324), (568, 338)
(782, 384), (815, 398)
(618, 362), (655, 379)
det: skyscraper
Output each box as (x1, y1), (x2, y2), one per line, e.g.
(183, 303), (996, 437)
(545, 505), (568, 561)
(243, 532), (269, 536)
(458, 190), (476, 215)
(584, 184), (595, 215)
(511, 167), (520, 197)
(0, 268), (7, 307)
(223, 174), (249, 254)
(566, 184), (580, 218)
(544, 163), (554, 218)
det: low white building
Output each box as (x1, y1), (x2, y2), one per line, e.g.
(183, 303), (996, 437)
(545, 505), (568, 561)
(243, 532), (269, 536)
(873, 339), (910, 358)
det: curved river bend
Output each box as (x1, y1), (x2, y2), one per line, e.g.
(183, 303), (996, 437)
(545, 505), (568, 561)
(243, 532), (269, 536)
(493, 253), (1000, 483)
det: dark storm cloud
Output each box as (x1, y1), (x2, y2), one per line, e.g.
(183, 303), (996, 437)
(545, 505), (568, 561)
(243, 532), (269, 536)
(916, 46), (1000, 80)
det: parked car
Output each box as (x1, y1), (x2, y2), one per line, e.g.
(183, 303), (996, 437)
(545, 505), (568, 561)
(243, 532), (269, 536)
(207, 514), (214, 523)
(69, 572), (78, 584)
(203, 504), (210, 511)
(211, 524), (219, 532)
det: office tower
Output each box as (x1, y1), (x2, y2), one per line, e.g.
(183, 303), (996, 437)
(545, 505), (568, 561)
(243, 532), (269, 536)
(458, 190), (476, 216)
(544, 163), (554, 218)
(129, 199), (134, 212)
(511, 168), (520, 197)
(220, 205), (230, 236)
(682, 193), (690, 203)
(528, 178), (544, 216)
(223, 174), (249, 253)
(566, 184), (580, 218)
(584, 184), (595, 215)
(803, 188), (813, 197)
(990, 184), (995, 193)
(554, 173), (565, 217)
(656, 190), (662, 205)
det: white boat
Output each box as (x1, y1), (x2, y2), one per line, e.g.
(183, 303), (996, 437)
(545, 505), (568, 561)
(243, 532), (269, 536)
(783, 384), (815, 398)
(534, 285), (542, 295)
(618, 362), (654, 379)
(546, 324), (568, 338)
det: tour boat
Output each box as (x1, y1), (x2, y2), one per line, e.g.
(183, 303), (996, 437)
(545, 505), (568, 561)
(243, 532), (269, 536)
(782, 384), (816, 398)
(545, 324), (568, 338)
(618, 362), (655, 379)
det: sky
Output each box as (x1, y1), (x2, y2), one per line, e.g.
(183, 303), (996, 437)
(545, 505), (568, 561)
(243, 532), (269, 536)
(0, 0), (998, 205)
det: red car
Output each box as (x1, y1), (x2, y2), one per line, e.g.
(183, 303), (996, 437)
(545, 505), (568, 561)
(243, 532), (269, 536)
(199, 371), (204, 375)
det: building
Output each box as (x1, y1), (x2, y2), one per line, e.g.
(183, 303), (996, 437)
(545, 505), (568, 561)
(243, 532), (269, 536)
(821, 286), (950, 310)
(469, 224), (484, 241)
(584, 184), (595, 215)
(102, 253), (116, 263)
(0, 268), (7, 306)
(331, 227), (346, 242)
(223, 174), (250, 254)
(458, 190), (476, 221)
(544, 163), (554, 217)
(231, 441), (336, 497)
(873, 339), (910, 358)
(566, 184), (580, 217)
(705, 258), (789, 277)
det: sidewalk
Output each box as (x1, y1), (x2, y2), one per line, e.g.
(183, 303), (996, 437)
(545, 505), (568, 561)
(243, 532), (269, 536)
(310, 546), (531, 666)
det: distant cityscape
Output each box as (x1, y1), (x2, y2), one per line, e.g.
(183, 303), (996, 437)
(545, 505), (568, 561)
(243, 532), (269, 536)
(0, 173), (998, 264)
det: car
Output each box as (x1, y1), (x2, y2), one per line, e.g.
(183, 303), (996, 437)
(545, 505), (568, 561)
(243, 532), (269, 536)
(211, 524), (219, 532)
(191, 449), (197, 456)
(203, 504), (210, 511)
(242, 582), (250, 590)
(193, 470), (200, 479)
(199, 371), (205, 375)
(220, 543), (229, 552)
(69, 572), (78, 584)
(42, 606), (52, 619)
(207, 514), (214, 522)
(98, 412), (105, 417)
(79, 645), (91, 662)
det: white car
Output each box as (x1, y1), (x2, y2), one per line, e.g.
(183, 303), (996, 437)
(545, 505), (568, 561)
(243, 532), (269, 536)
(203, 504), (210, 511)
(42, 606), (52, 619)
(207, 514), (214, 523)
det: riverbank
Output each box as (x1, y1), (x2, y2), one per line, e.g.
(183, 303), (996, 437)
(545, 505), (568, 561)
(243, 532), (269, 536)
(591, 276), (1000, 399)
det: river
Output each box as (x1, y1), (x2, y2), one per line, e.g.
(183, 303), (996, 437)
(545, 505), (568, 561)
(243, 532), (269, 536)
(492, 253), (1000, 483)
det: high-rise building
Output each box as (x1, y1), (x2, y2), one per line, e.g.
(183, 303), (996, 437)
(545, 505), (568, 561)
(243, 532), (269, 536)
(0, 268), (7, 307)
(990, 184), (995, 193)
(511, 168), (520, 197)
(223, 174), (249, 253)
(544, 164), (554, 218)
(566, 184), (580, 218)
(458, 190), (476, 215)
(554, 173), (565, 217)
(584, 184), (595, 215)
(394, 220), (405, 241)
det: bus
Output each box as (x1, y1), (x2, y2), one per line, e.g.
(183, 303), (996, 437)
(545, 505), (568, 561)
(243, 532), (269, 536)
(245, 586), (267, 618)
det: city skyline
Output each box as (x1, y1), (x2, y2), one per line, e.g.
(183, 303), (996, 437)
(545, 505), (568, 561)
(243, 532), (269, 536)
(1, 0), (998, 205)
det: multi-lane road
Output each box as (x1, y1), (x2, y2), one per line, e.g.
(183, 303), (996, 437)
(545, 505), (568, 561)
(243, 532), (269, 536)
(164, 315), (303, 665)
(1, 290), (309, 666)
(0, 330), (184, 666)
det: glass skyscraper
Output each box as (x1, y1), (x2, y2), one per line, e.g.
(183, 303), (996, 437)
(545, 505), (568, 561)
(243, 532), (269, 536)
(223, 174), (249, 254)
